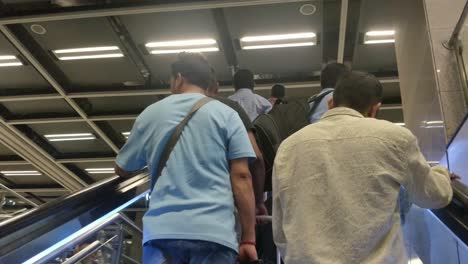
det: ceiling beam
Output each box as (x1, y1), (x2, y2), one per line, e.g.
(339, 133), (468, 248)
(212, 8), (238, 73)
(107, 16), (151, 85)
(0, 0), (311, 25)
(0, 120), (87, 190)
(0, 188), (68, 194)
(0, 24), (120, 154)
(337, 0), (349, 63)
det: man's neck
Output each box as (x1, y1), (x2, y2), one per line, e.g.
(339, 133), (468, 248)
(177, 85), (206, 95)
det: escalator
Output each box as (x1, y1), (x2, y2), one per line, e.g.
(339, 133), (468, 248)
(0, 118), (468, 264)
(0, 173), (150, 264)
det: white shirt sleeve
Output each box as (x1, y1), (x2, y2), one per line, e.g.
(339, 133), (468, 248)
(401, 133), (453, 209)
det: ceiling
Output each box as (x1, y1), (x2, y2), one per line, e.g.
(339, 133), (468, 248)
(0, 0), (402, 205)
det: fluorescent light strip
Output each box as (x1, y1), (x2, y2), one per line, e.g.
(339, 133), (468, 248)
(0, 55), (17, 60)
(366, 30), (395, 36)
(45, 133), (96, 142)
(0, 62), (23, 67)
(121, 132), (131, 136)
(86, 168), (114, 174)
(242, 42), (315, 50)
(426, 121), (443, 125)
(394, 123), (405, 126)
(23, 191), (148, 264)
(54, 46), (120, 54)
(58, 53), (124, 61)
(45, 133), (93, 138)
(48, 137), (96, 142)
(150, 47), (219, 54)
(146, 39), (216, 48)
(1, 170), (41, 176)
(241, 32), (316, 42)
(364, 39), (395, 44)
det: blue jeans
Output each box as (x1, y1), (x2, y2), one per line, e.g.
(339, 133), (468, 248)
(143, 239), (238, 264)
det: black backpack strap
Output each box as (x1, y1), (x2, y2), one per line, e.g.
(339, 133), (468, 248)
(155, 97), (213, 180)
(307, 90), (334, 118)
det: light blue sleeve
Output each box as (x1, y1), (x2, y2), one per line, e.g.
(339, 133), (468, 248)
(260, 95), (272, 114)
(226, 112), (256, 161)
(115, 123), (147, 172)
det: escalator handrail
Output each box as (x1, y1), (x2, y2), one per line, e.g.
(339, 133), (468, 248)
(0, 171), (149, 238)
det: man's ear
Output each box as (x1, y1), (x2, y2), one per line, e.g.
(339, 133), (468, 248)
(328, 98), (334, 110)
(368, 102), (382, 118)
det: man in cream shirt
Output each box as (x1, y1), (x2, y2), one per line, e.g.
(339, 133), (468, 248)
(272, 71), (453, 264)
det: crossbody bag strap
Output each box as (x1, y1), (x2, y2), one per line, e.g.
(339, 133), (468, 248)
(155, 96), (213, 179)
(307, 90), (334, 118)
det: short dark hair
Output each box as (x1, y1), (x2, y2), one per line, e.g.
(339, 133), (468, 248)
(233, 69), (255, 90)
(321, 62), (349, 89)
(333, 71), (383, 113)
(271, 84), (286, 98)
(171, 52), (212, 90)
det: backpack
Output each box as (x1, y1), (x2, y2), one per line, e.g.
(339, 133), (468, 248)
(253, 90), (333, 191)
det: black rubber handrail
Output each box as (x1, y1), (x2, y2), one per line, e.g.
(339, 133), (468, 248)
(0, 171), (148, 238)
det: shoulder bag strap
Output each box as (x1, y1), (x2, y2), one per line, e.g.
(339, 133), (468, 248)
(307, 90), (334, 117)
(155, 96), (213, 179)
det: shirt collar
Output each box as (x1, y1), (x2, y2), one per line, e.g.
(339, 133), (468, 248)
(321, 107), (364, 120)
(236, 88), (253, 94)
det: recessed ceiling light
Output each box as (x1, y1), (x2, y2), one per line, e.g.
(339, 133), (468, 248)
(44, 133), (96, 142)
(300, 4), (317, 16)
(242, 42), (315, 50)
(1, 170), (42, 176)
(365, 30), (395, 36)
(52, 46), (124, 61)
(30, 24), (47, 35)
(150, 47), (219, 54)
(0, 55), (23, 67)
(145, 39), (217, 48)
(85, 168), (115, 174)
(145, 39), (219, 55)
(241, 32), (316, 42)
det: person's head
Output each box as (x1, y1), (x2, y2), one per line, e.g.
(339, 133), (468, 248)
(233, 69), (255, 90)
(271, 84), (286, 99)
(331, 71), (383, 117)
(321, 62), (349, 89)
(170, 52), (212, 93)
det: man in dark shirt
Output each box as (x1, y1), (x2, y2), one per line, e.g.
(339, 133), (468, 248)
(207, 80), (268, 216)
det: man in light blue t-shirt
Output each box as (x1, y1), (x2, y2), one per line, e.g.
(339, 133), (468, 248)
(309, 63), (349, 123)
(115, 53), (258, 264)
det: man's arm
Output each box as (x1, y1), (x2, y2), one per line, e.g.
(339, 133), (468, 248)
(402, 133), (453, 208)
(230, 158), (257, 261)
(248, 131), (267, 212)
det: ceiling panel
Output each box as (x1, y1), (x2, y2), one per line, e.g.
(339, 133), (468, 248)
(2, 99), (77, 118)
(224, 1), (323, 76)
(107, 120), (135, 135)
(0, 34), (52, 93)
(71, 161), (116, 182)
(27, 122), (115, 154)
(352, 0), (397, 72)
(121, 10), (232, 83)
(25, 18), (144, 87)
(0, 164), (56, 185)
(86, 95), (164, 115)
